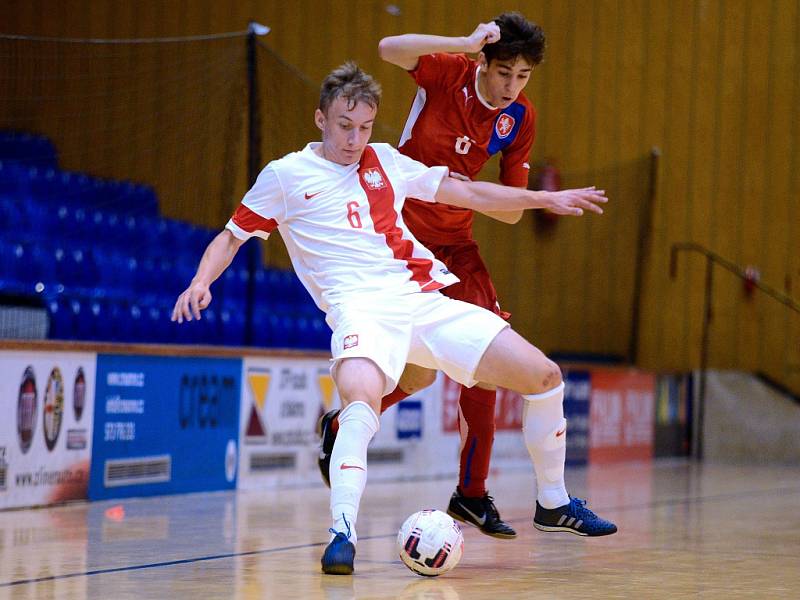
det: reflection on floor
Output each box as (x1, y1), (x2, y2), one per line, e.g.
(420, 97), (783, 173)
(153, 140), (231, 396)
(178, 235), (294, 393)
(2, 460), (799, 599)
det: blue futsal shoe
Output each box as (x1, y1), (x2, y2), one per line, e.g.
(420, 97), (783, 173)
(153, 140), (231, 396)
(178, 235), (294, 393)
(321, 521), (356, 575)
(533, 497), (617, 537)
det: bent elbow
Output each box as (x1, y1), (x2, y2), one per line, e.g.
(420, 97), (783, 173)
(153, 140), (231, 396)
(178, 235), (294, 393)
(378, 38), (392, 61)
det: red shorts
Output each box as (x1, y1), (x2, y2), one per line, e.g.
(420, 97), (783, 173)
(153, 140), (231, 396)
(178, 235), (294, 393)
(425, 240), (511, 321)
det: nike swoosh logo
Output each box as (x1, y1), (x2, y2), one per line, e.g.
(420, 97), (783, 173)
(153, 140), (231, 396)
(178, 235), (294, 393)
(556, 428), (566, 437)
(458, 503), (486, 526)
(340, 464), (365, 471)
(305, 191), (323, 199)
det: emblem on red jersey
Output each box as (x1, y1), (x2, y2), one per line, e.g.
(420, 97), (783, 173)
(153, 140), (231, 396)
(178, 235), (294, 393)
(361, 168), (386, 190)
(343, 334), (359, 349)
(495, 114), (515, 139)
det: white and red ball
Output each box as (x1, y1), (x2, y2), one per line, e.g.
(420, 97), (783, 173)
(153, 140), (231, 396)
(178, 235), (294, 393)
(397, 509), (464, 576)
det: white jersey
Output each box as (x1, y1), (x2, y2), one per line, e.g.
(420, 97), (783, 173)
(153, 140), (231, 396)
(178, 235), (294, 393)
(225, 142), (459, 312)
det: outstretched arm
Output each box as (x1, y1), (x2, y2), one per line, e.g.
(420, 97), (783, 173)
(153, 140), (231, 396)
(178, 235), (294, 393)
(171, 229), (245, 323)
(434, 176), (608, 216)
(477, 182), (525, 224)
(446, 171), (524, 224)
(378, 22), (500, 70)
(481, 205), (525, 224)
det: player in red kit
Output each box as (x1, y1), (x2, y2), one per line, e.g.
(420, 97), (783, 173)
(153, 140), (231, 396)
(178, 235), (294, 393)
(317, 14), (612, 541)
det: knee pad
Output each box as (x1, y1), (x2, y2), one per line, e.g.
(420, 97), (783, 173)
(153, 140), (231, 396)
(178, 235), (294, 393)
(339, 400), (380, 433)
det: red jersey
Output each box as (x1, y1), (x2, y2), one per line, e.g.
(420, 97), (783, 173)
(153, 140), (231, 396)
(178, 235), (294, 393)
(398, 53), (536, 244)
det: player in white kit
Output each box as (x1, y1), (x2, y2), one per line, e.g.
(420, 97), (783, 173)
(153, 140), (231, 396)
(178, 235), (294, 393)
(172, 62), (615, 575)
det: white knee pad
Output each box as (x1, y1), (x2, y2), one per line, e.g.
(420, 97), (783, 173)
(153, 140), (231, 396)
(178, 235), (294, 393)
(524, 381), (565, 403)
(338, 400), (380, 433)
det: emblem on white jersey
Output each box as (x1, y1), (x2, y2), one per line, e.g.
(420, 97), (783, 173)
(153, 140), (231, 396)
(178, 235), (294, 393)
(361, 168), (386, 190)
(343, 334), (359, 349)
(495, 113), (515, 139)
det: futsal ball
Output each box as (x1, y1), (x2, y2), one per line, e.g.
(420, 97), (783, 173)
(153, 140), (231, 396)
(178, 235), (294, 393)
(397, 509), (464, 576)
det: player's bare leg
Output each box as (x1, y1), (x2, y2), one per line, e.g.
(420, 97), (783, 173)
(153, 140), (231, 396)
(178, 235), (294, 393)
(317, 364), (435, 487)
(474, 328), (617, 536)
(321, 358), (383, 574)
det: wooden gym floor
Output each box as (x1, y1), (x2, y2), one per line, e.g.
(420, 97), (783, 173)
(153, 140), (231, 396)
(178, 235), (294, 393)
(1, 460), (798, 599)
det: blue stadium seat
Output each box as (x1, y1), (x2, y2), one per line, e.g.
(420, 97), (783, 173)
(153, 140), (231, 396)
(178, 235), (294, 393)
(44, 245), (92, 294)
(0, 162), (25, 199)
(72, 246), (99, 292)
(267, 313), (293, 348)
(295, 316), (312, 349)
(250, 307), (269, 347)
(47, 297), (74, 340)
(0, 240), (25, 292)
(105, 300), (132, 342)
(201, 308), (221, 345)
(86, 299), (111, 341)
(310, 315), (330, 350)
(0, 131), (58, 169)
(252, 267), (281, 310)
(126, 304), (144, 343)
(220, 265), (248, 305)
(7, 242), (33, 288)
(139, 303), (164, 343)
(219, 303), (246, 346)
(135, 256), (158, 297)
(27, 243), (57, 289)
(28, 168), (61, 203)
(0, 197), (23, 233)
(118, 181), (158, 217)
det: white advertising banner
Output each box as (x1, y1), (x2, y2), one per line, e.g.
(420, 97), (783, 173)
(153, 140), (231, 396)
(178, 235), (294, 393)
(0, 350), (96, 509)
(370, 373), (530, 484)
(237, 358), (530, 491)
(238, 357), (340, 490)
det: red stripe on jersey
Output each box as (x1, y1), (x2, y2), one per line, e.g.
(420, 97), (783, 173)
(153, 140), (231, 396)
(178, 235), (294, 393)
(357, 147), (443, 291)
(232, 203), (278, 235)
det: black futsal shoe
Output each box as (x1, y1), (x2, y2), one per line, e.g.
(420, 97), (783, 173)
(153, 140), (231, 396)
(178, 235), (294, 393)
(316, 409), (340, 488)
(533, 497), (617, 536)
(447, 489), (517, 539)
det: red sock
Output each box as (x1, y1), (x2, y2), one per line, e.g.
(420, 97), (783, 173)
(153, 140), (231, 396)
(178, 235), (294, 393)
(457, 386), (496, 497)
(331, 387), (410, 433)
(380, 387), (410, 413)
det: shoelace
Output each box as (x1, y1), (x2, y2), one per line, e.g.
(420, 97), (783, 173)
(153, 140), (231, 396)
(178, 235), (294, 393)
(328, 513), (352, 539)
(483, 494), (501, 520)
(569, 497), (598, 519)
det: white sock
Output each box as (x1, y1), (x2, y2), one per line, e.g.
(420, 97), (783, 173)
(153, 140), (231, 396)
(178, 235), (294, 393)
(522, 382), (570, 509)
(329, 401), (379, 545)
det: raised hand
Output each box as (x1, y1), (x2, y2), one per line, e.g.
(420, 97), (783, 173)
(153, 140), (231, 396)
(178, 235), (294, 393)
(464, 22), (501, 53)
(545, 187), (608, 216)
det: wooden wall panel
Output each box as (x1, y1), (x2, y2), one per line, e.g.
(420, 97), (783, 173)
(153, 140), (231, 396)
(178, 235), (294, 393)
(702, 0), (738, 369)
(1, 0), (797, 392)
(686, 0), (724, 369)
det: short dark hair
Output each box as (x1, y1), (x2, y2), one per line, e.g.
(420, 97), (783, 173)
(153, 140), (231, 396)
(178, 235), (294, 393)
(319, 62), (382, 114)
(482, 12), (546, 67)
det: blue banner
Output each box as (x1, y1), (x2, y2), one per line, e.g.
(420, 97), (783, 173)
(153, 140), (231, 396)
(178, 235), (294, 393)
(396, 399), (423, 440)
(90, 355), (241, 500)
(563, 369), (591, 466)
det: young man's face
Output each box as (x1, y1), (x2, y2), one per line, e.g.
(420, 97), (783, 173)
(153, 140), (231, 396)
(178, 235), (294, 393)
(477, 54), (534, 109)
(315, 96), (377, 165)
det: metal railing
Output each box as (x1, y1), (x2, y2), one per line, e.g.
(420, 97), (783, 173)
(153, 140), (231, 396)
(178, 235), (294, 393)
(669, 242), (800, 458)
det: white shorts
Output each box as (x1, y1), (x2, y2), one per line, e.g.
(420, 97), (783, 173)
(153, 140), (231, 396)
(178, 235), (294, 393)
(326, 291), (509, 396)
